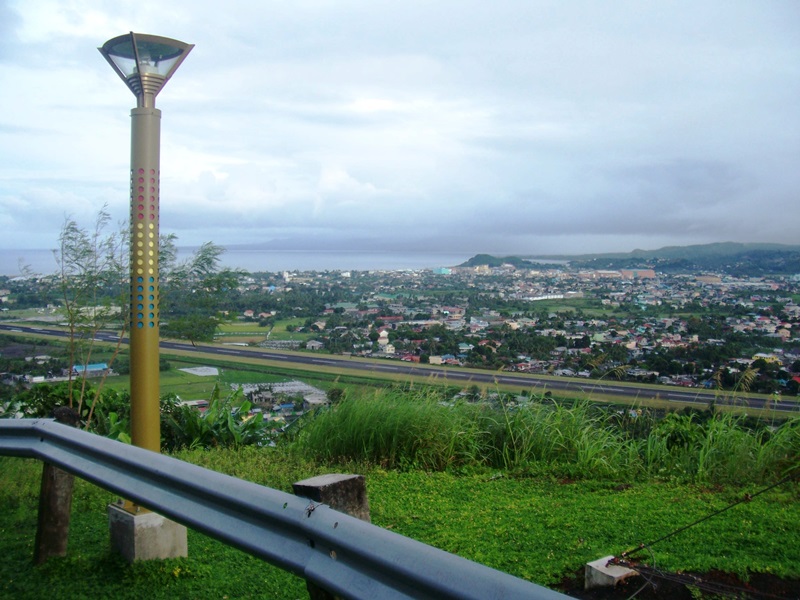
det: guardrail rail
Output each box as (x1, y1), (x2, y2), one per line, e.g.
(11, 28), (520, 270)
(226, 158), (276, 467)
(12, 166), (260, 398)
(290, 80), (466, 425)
(0, 418), (572, 599)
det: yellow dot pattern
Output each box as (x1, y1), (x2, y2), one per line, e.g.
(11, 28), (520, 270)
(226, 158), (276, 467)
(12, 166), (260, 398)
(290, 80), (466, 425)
(129, 167), (159, 330)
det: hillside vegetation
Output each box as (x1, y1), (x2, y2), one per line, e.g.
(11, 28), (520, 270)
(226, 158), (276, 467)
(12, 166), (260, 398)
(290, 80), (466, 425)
(1, 387), (799, 598)
(462, 242), (800, 275)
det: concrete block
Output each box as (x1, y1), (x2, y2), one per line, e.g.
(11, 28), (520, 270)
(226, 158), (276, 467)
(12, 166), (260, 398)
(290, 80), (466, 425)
(293, 473), (371, 523)
(294, 474), (371, 599)
(108, 504), (187, 562)
(585, 555), (638, 590)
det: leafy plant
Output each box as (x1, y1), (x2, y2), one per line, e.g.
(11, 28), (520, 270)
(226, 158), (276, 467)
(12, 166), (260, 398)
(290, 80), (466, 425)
(1, 381), (125, 424)
(103, 412), (131, 444)
(163, 385), (278, 450)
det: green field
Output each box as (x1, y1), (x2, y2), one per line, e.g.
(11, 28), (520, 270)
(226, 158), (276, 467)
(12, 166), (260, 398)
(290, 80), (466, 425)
(0, 450), (797, 599)
(100, 359), (294, 400)
(215, 318), (314, 344)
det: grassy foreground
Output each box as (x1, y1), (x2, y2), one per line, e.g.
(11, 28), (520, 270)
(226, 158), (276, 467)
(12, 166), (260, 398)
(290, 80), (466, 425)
(1, 445), (799, 599)
(1, 388), (798, 597)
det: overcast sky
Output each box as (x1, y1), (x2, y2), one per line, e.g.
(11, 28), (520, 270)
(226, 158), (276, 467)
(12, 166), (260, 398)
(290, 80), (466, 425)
(1, 1), (798, 260)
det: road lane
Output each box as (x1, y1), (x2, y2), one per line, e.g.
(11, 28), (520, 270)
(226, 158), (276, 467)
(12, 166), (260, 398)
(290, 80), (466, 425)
(1, 323), (797, 413)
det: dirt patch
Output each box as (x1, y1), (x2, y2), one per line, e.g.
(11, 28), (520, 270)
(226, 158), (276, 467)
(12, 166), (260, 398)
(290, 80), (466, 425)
(559, 567), (800, 599)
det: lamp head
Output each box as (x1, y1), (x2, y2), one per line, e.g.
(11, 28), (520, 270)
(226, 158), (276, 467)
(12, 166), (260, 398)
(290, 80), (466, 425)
(99, 32), (193, 107)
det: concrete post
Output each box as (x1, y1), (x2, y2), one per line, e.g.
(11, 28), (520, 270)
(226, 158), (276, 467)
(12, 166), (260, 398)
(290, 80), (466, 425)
(293, 474), (371, 523)
(33, 407), (79, 564)
(585, 555), (638, 590)
(293, 474), (371, 599)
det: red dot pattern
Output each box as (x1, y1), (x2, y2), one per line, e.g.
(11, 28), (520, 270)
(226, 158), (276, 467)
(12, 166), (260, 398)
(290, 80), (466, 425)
(129, 167), (159, 330)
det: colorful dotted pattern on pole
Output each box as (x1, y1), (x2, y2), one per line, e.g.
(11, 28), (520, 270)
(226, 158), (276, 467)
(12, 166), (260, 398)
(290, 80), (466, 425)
(130, 167), (158, 330)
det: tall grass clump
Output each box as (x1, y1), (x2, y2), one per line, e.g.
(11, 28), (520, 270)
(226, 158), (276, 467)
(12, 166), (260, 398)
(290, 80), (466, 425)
(287, 386), (800, 484)
(484, 400), (640, 479)
(645, 412), (800, 484)
(286, 388), (487, 470)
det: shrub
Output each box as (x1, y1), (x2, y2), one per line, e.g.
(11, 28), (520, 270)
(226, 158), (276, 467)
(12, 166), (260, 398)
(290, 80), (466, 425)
(162, 385), (280, 451)
(287, 388), (800, 484)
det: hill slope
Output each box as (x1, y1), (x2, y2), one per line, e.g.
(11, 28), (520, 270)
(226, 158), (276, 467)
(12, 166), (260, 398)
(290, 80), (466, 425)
(460, 243), (800, 275)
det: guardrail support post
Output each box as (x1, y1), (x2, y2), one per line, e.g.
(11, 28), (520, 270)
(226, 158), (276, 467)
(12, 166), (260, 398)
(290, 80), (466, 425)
(294, 474), (371, 599)
(293, 473), (371, 523)
(33, 408), (79, 564)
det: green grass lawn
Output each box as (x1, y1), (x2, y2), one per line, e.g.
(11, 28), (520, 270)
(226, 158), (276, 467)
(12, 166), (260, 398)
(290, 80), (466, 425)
(1, 449), (798, 599)
(215, 318), (314, 344)
(265, 318), (314, 341)
(102, 360), (294, 400)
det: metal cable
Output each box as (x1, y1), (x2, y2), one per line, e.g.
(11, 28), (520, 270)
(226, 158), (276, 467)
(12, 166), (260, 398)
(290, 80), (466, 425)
(614, 468), (798, 599)
(624, 544), (655, 600)
(621, 469), (797, 560)
(630, 564), (793, 600)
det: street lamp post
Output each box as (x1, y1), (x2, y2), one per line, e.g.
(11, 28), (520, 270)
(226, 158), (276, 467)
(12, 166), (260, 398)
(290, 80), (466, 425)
(99, 33), (193, 453)
(99, 32), (192, 561)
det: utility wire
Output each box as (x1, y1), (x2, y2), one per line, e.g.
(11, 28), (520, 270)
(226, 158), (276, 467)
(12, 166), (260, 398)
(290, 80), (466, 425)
(614, 468), (798, 599)
(621, 469), (797, 559)
(630, 564), (794, 600)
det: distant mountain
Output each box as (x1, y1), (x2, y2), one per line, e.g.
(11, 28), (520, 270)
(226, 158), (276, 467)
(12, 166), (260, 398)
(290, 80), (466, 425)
(458, 254), (535, 268)
(461, 243), (800, 276)
(457, 254), (568, 269)
(531, 242), (800, 262)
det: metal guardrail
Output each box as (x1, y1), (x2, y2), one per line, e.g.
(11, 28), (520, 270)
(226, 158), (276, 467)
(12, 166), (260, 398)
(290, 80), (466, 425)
(0, 419), (572, 599)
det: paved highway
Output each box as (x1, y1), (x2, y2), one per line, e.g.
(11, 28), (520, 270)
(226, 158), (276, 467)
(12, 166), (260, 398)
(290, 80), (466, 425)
(2, 323), (797, 413)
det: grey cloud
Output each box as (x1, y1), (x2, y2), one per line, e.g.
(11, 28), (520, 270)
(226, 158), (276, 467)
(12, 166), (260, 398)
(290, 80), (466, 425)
(1, 1), (799, 257)
(0, 122), (42, 134)
(630, 160), (745, 195)
(0, 0), (21, 61)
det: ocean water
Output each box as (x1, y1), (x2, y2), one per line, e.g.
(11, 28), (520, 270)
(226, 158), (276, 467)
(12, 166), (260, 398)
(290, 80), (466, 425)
(0, 247), (470, 276)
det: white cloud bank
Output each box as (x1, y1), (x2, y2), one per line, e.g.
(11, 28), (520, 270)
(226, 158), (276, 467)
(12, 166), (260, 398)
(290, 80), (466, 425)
(0, 0), (798, 260)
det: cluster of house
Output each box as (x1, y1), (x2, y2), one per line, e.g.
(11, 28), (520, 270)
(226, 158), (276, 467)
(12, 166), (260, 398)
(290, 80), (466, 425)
(2, 359), (112, 385)
(233, 381), (329, 424)
(233, 266), (798, 389)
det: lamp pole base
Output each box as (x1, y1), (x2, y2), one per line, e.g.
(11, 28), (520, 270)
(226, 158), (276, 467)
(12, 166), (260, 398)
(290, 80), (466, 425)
(108, 503), (187, 562)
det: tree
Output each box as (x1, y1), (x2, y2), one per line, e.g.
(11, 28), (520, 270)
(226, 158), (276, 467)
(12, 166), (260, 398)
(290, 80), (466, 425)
(160, 240), (245, 345)
(27, 212), (241, 432)
(52, 207), (127, 426)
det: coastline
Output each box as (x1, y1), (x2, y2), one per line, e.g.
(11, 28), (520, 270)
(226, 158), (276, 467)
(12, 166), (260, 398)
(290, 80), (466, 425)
(0, 248), (470, 276)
